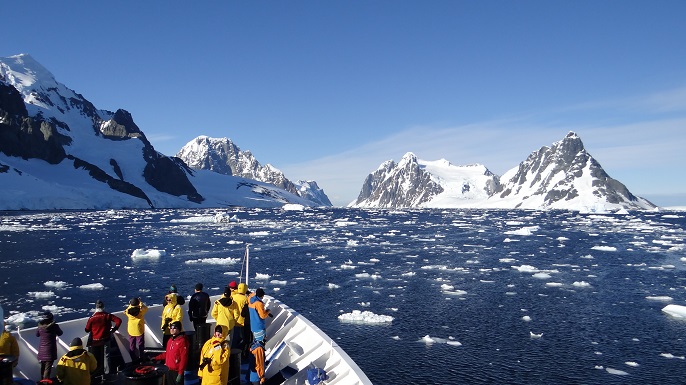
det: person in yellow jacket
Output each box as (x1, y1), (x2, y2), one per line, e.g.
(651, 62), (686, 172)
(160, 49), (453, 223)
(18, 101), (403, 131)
(211, 287), (235, 340)
(198, 325), (230, 385)
(0, 327), (19, 366)
(57, 337), (97, 385)
(125, 297), (148, 362)
(161, 293), (183, 348)
(231, 283), (249, 346)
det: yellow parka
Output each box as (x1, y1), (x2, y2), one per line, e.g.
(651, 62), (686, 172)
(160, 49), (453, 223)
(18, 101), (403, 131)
(125, 303), (148, 337)
(161, 293), (183, 335)
(57, 346), (97, 385)
(0, 330), (19, 364)
(198, 336), (230, 385)
(211, 295), (235, 338)
(231, 283), (249, 327)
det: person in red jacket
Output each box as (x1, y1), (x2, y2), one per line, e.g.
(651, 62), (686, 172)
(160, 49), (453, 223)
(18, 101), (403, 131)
(84, 299), (122, 378)
(154, 321), (189, 385)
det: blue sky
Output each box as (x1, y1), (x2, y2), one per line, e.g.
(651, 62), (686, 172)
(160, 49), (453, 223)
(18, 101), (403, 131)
(2, 1), (686, 206)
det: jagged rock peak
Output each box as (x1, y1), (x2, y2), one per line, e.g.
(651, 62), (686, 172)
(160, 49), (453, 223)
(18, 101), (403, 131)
(177, 136), (332, 206)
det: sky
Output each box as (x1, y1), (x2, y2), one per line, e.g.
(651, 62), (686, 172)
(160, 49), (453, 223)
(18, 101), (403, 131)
(2, 1), (685, 207)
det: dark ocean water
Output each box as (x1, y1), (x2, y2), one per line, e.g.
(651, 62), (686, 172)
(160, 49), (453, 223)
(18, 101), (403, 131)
(1, 208), (686, 384)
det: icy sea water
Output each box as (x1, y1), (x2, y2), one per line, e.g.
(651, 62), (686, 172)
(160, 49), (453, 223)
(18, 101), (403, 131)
(1, 208), (686, 384)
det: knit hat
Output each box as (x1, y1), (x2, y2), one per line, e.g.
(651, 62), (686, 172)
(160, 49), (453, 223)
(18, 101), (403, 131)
(70, 337), (83, 347)
(95, 300), (104, 309)
(169, 321), (183, 331)
(223, 286), (232, 296)
(42, 311), (54, 320)
(129, 298), (140, 306)
(169, 284), (178, 293)
(195, 283), (203, 291)
(229, 281), (238, 289)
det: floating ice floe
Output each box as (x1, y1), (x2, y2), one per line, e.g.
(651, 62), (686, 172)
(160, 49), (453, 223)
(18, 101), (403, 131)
(254, 273), (271, 280)
(532, 272), (552, 279)
(660, 353), (685, 359)
(545, 282), (564, 287)
(79, 283), (105, 290)
(44, 281), (68, 289)
(646, 296), (673, 302)
(625, 362), (639, 367)
(419, 335), (462, 346)
(28, 291), (55, 299)
(605, 368), (629, 376)
(401, 272), (416, 276)
(572, 281), (592, 288)
(338, 310), (394, 324)
(504, 226), (540, 236)
(522, 316), (532, 322)
(346, 240), (359, 247)
(131, 248), (166, 259)
(282, 203), (305, 211)
(591, 246), (618, 252)
(185, 257), (240, 265)
(327, 283), (340, 289)
(512, 265), (539, 273)
(529, 331), (543, 339)
(270, 280), (287, 285)
(249, 231), (270, 236)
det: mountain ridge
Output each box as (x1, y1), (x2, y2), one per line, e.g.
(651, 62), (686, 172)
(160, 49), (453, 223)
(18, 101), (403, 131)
(350, 132), (655, 211)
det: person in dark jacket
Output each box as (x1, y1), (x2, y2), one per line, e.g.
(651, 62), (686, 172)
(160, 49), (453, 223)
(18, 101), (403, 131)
(154, 321), (189, 385)
(84, 300), (122, 377)
(188, 282), (211, 331)
(36, 311), (63, 380)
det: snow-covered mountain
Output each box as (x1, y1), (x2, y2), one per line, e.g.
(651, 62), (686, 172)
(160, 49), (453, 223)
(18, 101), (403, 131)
(0, 54), (314, 210)
(177, 136), (332, 206)
(350, 132), (656, 211)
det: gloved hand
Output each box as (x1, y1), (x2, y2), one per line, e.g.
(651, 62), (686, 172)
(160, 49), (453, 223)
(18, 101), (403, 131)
(176, 373), (183, 384)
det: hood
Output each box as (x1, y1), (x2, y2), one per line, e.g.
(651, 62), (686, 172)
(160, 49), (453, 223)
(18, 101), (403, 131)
(65, 347), (88, 359)
(38, 319), (55, 328)
(127, 305), (141, 316)
(165, 293), (178, 307)
(237, 283), (248, 294)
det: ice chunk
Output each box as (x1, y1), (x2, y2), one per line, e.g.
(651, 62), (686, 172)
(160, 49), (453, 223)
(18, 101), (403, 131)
(662, 304), (686, 318)
(131, 248), (166, 259)
(79, 283), (105, 290)
(338, 310), (393, 324)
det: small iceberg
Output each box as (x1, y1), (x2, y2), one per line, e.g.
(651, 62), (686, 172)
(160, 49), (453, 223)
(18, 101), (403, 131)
(338, 310), (394, 324)
(131, 249), (166, 260)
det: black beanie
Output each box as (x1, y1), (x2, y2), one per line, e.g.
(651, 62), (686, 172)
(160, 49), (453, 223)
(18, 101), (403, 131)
(70, 337), (83, 347)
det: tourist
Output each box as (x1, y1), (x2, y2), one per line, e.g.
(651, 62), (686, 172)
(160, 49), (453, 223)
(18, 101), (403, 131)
(248, 338), (266, 385)
(161, 293), (183, 348)
(211, 286), (235, 340)
(153, 321), (189, 385)
(84, 300), (121, 377)
(231, 283), (249, 349)
(168, 284), (185, 305)
(187, 283), (211, 331)
(198, 325), (230, 385)
(125, 297), (147, 363)
(56, 337), (97, 385)
(248, 288), (271, 343)
(0, 317), (19, 367)
(36, 311), (63, 379)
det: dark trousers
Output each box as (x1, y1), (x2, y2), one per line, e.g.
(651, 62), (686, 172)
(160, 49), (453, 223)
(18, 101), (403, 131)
(89, 343), (110, 376)
(40, 360), (53, 379)
(165, 369), (183, 385)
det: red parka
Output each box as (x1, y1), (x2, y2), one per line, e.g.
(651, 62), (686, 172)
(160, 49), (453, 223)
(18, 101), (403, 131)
(154, 334), (189, 373)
